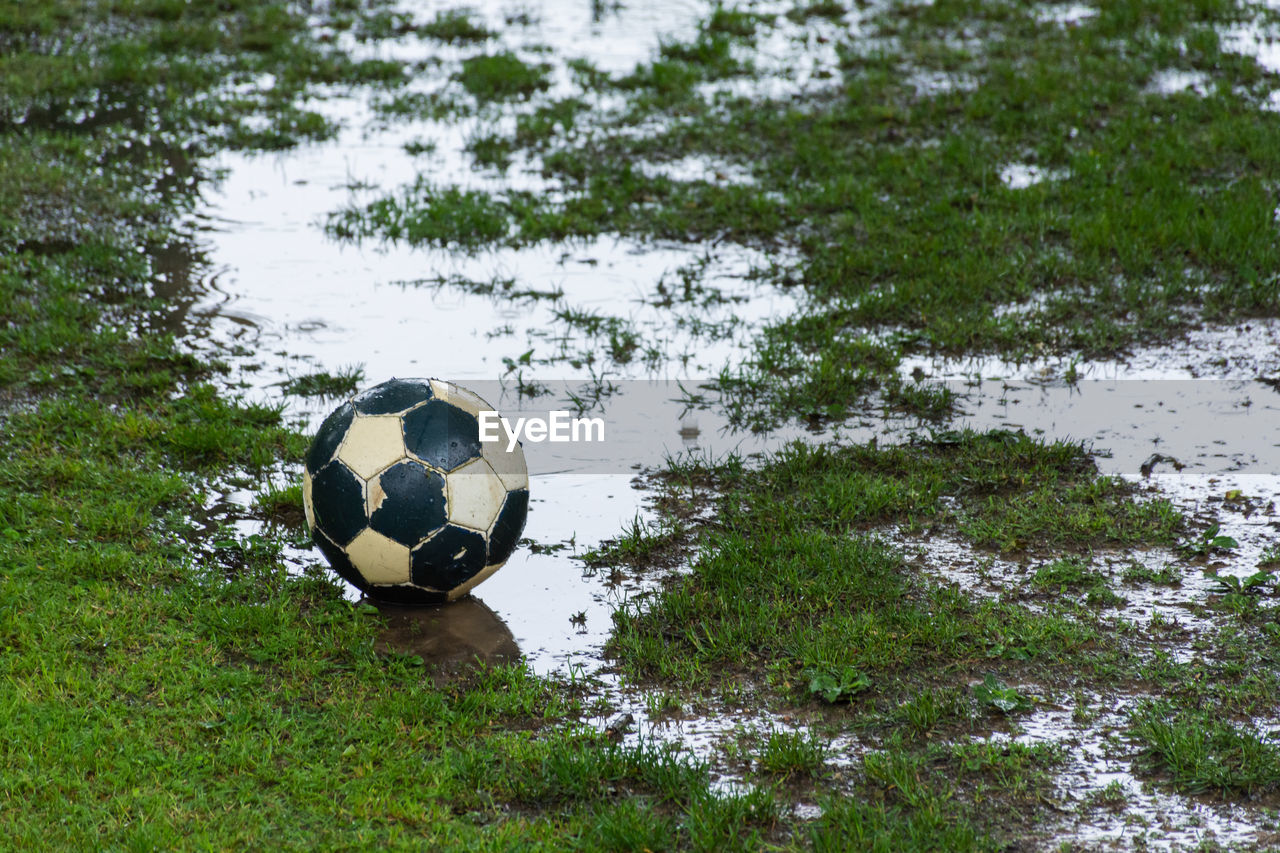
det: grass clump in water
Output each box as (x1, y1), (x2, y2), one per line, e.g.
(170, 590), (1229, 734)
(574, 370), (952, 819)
(1031, 557), (1124, 607)
(328, 180), (512, 249)
(456, 51), (551, 102)
(372, 90), (474, 122)
(419, 8), (494, 43)
(786, 1), (848, 23)
(755, 729), (829, 779)
(277, 366), (365, 399)
(1130, 701), (1280, 795)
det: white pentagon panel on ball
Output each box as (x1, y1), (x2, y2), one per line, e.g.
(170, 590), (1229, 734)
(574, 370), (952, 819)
(445, 457), (508, 533)
(428, 379), (490, 417)
(344, 528), (412, 585)
(302, 468), (315, 530)
(481, 434), (529, 491)
(336, 414), (407, 480)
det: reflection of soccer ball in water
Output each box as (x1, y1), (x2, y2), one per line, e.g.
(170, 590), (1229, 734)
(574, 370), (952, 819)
(303, 378), (528, 605)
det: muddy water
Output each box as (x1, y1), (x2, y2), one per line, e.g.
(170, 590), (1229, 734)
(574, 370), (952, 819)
(167, 0), (810, 677)
(994, 697), (1270, 849)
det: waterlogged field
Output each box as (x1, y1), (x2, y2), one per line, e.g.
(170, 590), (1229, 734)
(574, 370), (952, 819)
(3, 0), (1280, 849)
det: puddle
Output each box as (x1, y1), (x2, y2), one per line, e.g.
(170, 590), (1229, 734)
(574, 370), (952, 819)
(875, 378), (1280, 842)
(1145, 68), (1212, 97)
(1221, 17), (1280, 75)
(900, 473), (1280, 654)
(709, 0), (854, 100)
(635, 155), (757, 185)
(409, 0), (709, 78)
(135, 0), (1280, 833)
(576, 667), (870, 798)
(160, 0), (815, 679)
(997, 696), (1273, 849)
(184, 468), (316, 574)
(999, 162), (1069, 189)
(184, 201), (796, 394)
(955, 379), (1280, 475)
(169, 0), (812, 412)
(472, 473), (659, 674)
(1034, 3), (1098, 27)
(898, 486), (1279, 846)
(173, 146), (803, 671)
(901, 316), (1280, 383)
(907, 69), (979, 97)
(1144, 7), (1280, 103)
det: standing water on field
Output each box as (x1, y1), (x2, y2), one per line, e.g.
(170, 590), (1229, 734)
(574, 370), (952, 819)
(150, 0), (1280, 845)
(170, 0), (815, 675)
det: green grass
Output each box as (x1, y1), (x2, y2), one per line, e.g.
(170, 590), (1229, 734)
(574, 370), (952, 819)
(1259, 543), (1280, 569)
(583, 514), (688, 569)
(277, 366), (366, 399)
(456, 52), (551, 102)
(809, 797), (984, 852)
(0, 2), (759, 848)
(419, 9), (494, 44)
(595, 425), (1280, 838)
(329, 180), (513, 249)
(253, 481), (305, 526)
(11, 0), (1280, 846)
(1030, 556), (1125, 607)
(885, 688), (972, 738)
(786, 1), (848, 23)
(1130, 702), (1280, 795)
(467, 129), (518, 170)
(971, 675), (1033, 715)
(1121, 559), (1183, 586)
(606, 431), (1179, 690)
(755, 729), (829, 779)
(944, 740), (1065, 800)
(373, 90), (474, 122)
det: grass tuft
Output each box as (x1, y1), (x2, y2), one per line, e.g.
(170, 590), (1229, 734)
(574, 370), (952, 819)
(1130, 702), (1280, 795)
(456, 52), (551, 102)
(419, 9), (494, 43)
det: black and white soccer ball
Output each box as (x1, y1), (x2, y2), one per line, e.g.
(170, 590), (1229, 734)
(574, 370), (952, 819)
(303, 378), (528, 605)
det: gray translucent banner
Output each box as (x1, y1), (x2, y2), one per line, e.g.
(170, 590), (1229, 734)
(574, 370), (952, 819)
(433, 378), (1280, 478)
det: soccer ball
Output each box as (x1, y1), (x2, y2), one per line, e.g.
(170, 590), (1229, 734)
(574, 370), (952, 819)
(302, 378), (528, 605)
